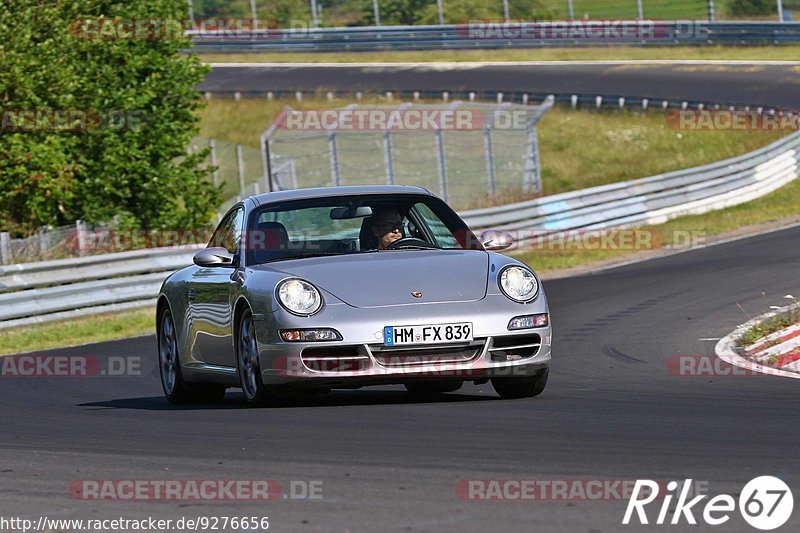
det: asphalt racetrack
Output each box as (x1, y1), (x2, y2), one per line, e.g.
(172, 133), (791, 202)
(2, 224), (800, 532)
(200, 61), (800, 109)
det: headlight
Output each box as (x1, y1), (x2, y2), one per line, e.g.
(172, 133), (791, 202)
(277, 278), (322, 316)
(499, 266), (539, 302)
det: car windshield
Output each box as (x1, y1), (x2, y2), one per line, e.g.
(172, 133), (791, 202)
(245, 193), (482, 265)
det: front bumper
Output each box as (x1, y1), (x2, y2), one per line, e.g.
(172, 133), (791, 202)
(253, 295), (551, 389)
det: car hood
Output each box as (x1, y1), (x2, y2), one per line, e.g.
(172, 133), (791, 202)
(258, 250), (489, 308)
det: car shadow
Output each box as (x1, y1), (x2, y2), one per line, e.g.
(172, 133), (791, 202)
(77, 389), (500, 411)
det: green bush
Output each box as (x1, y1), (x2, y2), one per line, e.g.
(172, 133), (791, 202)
(0, 0), (219, 236)
(362, 0), (436, 26)
(727, 0), (778, 16)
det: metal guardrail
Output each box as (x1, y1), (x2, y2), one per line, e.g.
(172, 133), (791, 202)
(0, 245), (201, 291)
(459, 131), (800, 232)
(0, 246), (201, 330)
(189, 22), (800, 52)
(2, 129), (798, 330)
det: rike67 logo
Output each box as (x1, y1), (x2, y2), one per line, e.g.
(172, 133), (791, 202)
(623, 477), (793, 530)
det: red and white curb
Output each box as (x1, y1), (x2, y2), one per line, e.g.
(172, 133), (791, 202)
(715, 304), (800, 379)
(744, 322), (800, 370)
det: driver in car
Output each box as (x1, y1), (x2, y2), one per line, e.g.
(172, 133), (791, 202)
(371, 207), (405, 250)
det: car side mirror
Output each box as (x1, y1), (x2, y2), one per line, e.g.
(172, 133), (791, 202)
(193, 247), (235, 267)
(482, 230), (514, 251)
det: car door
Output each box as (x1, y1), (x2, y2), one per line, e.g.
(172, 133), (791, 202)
(189, 206), (244, 368)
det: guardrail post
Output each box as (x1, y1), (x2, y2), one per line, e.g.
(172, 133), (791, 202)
(290, 160), (298, 189)
(778, 0), (785, 22)
(373, 0), (381, 26)
(39, 227), (50, 257)
(236, 144), (246, 200)
(76, 220), (87, 256)
(637, 0), (644, 19)
(436, 0), (444, 25)
(262, 135), (276, 192)
(0, 232), (10, 265)
(209, 138), (219, 189)
(523, 123), (543, 194)
(383, 131), (395, 185)
(249, 0), (257, 27)
(435, 129), (448, 202)
(310, 0), (319, 28)
(503, 0), (510, 21)
(567, 0), (575, 19)
(707, 0), (715, 22)
(328, 132), (341, 186)
(187, 0), (194, 21)
(484, 127), (496, 197)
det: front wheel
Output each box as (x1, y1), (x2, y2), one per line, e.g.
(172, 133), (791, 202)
(237, 308), (271, 406)
(492, 368), (549, 399)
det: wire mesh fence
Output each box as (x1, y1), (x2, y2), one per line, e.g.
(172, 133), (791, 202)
(261, 99), (553, 210)
(0, 220), (213, 265)
(0, 225), (83, 264)
(187, 1), (760, 27)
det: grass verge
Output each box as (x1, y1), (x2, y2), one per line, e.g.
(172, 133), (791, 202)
(197, 46), (800, 64)
(0, 307), (155, 356)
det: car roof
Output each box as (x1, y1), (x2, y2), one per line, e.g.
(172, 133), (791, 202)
(251, 185), (434, 206)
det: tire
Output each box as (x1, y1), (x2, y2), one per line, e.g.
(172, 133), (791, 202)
(158, 307), (226, 404)
(405, 380), (463, 394)
(237, 308), (271, 406)
(491, 368), (549, 399)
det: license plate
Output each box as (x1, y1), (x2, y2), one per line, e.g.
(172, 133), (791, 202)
(383, 322), (473, 346)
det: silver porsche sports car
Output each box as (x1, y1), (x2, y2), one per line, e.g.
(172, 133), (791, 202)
(157, 185), (551, 405)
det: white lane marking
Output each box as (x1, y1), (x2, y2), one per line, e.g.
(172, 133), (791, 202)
(698, 338), (721, 341)
(208, 60), (800, 68)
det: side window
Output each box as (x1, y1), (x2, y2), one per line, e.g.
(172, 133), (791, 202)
(209, 207), (244, 256)
(412, 203), (460, 248)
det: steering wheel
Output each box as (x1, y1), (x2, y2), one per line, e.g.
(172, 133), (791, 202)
(386, 237), (437, 250)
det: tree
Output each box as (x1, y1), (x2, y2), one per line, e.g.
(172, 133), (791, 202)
(0, 0), (219, 236)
